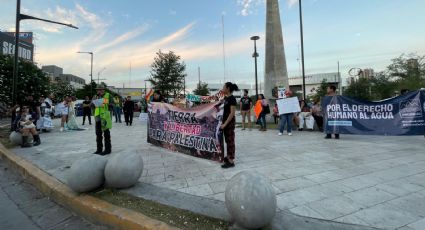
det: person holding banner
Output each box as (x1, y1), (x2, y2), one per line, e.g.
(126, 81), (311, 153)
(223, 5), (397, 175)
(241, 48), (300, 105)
(278, 90), (294, 136)
(325, 85), (340, 139)
(240, 89), (253, 130)
(220, 82), (239, 169)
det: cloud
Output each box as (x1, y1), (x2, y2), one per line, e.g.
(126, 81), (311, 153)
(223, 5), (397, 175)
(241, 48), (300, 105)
(237, 0), (264, 16)
(287, 0), (298, 8)
(95, 24), (150, 53)
(169, 10), (177, 15)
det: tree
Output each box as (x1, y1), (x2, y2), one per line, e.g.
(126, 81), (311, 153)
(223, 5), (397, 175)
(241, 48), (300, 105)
(193, 82), (209, 96)
(0, 54), (50, 105)
(75, 81), (97, 99)
(148, 50), (186, 98)
(50, 79), (76, 102)
(309, 79), (328, 102)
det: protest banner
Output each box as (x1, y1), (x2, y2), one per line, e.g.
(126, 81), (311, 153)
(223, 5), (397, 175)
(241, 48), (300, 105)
(276, 97), (301, 115)
(186, 94), (201, 102)
(322, 90), (425, 135)
(147, 102), (224, 161)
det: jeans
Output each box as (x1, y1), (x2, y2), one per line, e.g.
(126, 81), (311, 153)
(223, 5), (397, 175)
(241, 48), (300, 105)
(114, 107), (122, 122)
(95, 119), (111, 153)
(259, 113), (266, 129)
(279, 113), (293, 133)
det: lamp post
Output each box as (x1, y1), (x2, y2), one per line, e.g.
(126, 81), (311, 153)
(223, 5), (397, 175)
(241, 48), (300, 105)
(250, 35), (260, 99)
(12, 0), (78, 106)
(77, 51), (93, 97)
(97, 67), (106, 84)
(299, 0), (306, 100)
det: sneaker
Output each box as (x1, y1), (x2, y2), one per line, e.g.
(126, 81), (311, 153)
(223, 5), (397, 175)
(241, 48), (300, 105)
(60, 127), (64, 132)
(242, 128), (246, 131)
(278, 133), (283, 136)
(288, 133), (293, 136)
(298, 128), (303, 131)
(221, 161), (235, 169)
(325, 134), (332, 139)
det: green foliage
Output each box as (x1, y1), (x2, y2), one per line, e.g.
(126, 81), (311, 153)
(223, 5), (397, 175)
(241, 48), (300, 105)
(344, 53), (425, 100)
(0, 54), (50, 105)
(148, 50), (186, 98)
(308, 79), (328, 102)
(50, 79), (76, 102)
(193, 82), (209, 96)
(75, 81), (97, 99)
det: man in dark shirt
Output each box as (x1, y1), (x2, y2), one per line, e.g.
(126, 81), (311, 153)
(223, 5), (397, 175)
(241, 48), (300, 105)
(239, 89), (253, 130)
(82, 96), (92, 125)
(325, 85), (340, 139)
(123, 96), (135, 126)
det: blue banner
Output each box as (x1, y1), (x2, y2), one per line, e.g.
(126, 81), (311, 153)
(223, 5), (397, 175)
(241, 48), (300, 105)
(322, 90), (425, 135)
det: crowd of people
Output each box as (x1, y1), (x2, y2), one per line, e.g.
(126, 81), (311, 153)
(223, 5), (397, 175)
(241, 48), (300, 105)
(4, 81), (340, 170)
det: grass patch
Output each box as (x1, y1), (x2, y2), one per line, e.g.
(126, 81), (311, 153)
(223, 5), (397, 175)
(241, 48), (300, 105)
(91, 189), (230, 230)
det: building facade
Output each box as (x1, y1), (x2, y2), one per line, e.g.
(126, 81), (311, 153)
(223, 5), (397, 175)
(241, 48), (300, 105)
(56, 74), (86, 89)
(288, 72), (341, 96)
(42, 65), (63, 81)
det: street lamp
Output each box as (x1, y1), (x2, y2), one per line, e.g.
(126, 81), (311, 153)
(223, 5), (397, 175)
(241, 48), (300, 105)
(77, 51), (93, 97)
(250, 35), (260, 99)
(97, 67), (106, 84)
(298, 0), (306, 100)
(12, 0), (78, 105)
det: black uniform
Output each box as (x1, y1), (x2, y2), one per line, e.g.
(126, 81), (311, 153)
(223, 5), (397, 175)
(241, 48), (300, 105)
(123, 100), (135, 126)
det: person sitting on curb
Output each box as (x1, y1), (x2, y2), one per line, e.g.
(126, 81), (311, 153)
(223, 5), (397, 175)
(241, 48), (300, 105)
(18, 106), (41, 148)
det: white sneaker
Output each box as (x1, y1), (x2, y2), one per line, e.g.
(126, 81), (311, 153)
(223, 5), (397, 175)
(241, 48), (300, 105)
(60, 127), (64, 132)
(278, 133), (283, 136)
(288, 133), (293, 136)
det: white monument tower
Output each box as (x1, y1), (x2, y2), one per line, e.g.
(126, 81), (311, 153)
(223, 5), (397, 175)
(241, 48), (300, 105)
(264, 0), (289, 98)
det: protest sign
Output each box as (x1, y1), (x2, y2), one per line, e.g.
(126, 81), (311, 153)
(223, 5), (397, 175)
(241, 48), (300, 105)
(276, 97), (301, 115)
(322, 90), (425, 135)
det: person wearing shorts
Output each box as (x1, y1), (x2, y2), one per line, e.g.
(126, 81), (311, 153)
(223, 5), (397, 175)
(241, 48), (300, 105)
(239, 89), (253, 130)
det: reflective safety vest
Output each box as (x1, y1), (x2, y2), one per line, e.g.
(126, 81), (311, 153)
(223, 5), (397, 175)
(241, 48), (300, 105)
(95, 93), (110, 117)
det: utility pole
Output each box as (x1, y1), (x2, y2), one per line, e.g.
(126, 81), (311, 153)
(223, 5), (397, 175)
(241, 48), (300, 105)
(198, 66), (201, 88)
(299, 0), (306, 100)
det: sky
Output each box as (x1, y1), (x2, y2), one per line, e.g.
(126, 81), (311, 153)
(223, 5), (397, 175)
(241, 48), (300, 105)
(0, 0), (424, 89)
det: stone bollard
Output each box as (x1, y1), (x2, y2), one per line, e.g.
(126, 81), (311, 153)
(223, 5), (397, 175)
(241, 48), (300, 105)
(9, 131), (33, 145)
(66, 155), (108, 193)
(104, 152), (144, 189)
(225, 171), (277, 230)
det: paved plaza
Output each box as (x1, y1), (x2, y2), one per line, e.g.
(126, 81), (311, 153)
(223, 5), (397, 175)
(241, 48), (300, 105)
(9, 116), (425, 230)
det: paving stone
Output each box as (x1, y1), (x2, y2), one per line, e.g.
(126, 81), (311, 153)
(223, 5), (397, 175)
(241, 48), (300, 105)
(273, 177), (317, 192)
(177, 184), (214, 197)
(342, 203), (421, 229)
(289, 205), (324, 219)
(9, 116), (425, 229)
(208, 181), (228, 194)
(407, 218), (425, 230)
(344, 187), (397, 207)
(307, 196), (365, 220)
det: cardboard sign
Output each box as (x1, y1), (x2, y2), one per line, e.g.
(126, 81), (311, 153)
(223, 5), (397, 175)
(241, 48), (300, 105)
(277, 97), (301, 115)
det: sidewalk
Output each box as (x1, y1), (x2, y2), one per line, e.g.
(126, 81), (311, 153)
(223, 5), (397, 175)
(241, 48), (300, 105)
(7, 116), (425, 229)
(0, 158), (107, 230)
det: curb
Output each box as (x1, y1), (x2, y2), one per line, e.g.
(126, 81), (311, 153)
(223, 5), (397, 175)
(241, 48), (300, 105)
(0, 144), (179, 230)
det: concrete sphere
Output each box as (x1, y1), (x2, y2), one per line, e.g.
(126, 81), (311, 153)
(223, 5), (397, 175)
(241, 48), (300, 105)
(225, 171), (277, 229)
(105, 152), (143, 189)
(9, 131), (33, 145)
(66, 155), (108, 193)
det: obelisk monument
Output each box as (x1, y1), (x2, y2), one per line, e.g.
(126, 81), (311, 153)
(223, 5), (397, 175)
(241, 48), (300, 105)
(264, 0), (289, 99)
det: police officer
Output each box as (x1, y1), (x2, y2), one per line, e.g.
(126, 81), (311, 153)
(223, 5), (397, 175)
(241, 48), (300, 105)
(93, 86), (113, 155)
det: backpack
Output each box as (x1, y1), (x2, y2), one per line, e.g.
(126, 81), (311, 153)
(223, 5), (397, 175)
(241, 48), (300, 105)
(263, 104), (270, 114)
